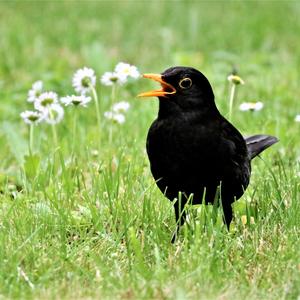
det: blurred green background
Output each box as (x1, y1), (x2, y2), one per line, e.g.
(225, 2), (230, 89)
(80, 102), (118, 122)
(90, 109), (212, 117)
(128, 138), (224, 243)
(0, 1), (300, 299)
(1, 1), (300, 134)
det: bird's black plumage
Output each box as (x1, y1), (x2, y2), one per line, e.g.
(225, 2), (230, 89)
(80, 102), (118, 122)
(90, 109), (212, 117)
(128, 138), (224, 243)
(140, 66), (278, 242)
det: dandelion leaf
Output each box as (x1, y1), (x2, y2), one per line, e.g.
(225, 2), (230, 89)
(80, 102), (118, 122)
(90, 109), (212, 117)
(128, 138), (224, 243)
(24, 154), (40, 179)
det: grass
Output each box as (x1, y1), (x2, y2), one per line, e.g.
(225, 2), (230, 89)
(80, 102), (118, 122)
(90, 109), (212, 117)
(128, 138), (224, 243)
(0, 1), (300, 299)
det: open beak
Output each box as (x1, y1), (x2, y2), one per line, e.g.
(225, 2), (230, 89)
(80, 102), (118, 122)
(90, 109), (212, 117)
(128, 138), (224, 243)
(138, 73), (176, 98)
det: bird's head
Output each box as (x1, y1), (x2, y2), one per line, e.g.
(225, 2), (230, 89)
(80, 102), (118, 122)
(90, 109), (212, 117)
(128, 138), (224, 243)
(138, 66), (217, 114)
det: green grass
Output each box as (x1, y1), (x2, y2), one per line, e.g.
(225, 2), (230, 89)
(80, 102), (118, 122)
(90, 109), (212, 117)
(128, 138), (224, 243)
(1, 1), (300, 299)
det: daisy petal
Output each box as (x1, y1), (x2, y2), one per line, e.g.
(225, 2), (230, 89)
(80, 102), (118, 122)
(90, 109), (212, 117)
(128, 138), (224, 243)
(44, 104), (64, 124)
(27, 80), (43, 103)
(20, 110), (44, 125)
(115, 62), (140, 79)
(61, 95), (91, 107)
(104, 111), (125, 124)
(239, 102), (264, 111)
(34, 92), (58, 111)
(72, 67), (96, 94)
(101, 72), (127, 86)
(112, 101), (130, 113)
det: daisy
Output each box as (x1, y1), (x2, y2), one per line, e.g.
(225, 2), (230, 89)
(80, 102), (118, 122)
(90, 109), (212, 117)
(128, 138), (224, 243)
(72, 67), (96, 94)
(61, 95), (91, 107)
(43, 104), (64, 125)
(34, 91), (58, 111)
(114, 62), (140, 79)
(295, 114), (300, 122)
(104, 111), (125, 124)
(112, 101), (130, 113)
(20, 110), (44, 125)
(239, 102), (264, 111)
(27, 80), (43, 102)
(227, 74), (245, 85)
(241, 215), (255, 225)
(100, 72), (127, 86)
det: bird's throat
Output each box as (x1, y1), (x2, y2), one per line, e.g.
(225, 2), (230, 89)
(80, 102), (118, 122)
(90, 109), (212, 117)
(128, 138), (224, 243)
(158, 98), (182, 119)
(158, 96), (219, 120)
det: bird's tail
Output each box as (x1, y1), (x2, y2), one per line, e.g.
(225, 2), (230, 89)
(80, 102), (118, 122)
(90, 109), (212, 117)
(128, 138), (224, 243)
(245, 134), (278, 159)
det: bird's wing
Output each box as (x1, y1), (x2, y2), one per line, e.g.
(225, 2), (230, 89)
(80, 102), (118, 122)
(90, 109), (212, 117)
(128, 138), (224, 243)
(244, 134), (278, 159)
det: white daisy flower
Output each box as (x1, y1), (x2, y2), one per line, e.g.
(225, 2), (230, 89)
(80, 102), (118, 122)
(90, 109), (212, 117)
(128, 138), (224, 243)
(44, 104), (64, 125)
(20, 110), (44, 125)
(112, 101), (130, 113)
(114, 62), (140, 79)
(61, 95), (91, 107)
(100, 72), (127, 86)
(34, 91), (58, 111)
(295, 114), (300, 122)
(227, 74), (245, 85)
(72, 67), (96, 94)
(104, 111), (125, 124)
(239, 102), (264, 111)
(27, 80), (43, 103)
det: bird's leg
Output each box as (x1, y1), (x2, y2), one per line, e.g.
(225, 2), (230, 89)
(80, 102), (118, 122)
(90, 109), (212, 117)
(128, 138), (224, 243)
(171, 197), (186, 243)
(222, 200), (233, 230)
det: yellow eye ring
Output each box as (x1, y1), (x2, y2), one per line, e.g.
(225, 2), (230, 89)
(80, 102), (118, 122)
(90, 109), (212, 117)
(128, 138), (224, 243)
(179, 77), (192, 89)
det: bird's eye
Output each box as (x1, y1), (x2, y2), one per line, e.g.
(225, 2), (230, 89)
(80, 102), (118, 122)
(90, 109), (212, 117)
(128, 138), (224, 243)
(179, 78), (192, 89)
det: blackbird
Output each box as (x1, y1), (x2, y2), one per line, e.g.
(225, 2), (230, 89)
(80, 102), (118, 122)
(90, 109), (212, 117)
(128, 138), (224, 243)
(138, 66), (278, 242)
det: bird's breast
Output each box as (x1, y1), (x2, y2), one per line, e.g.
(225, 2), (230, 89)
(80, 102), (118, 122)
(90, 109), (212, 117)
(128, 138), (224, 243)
(147, 118), (223, 178)
(146, 116), (250, 190)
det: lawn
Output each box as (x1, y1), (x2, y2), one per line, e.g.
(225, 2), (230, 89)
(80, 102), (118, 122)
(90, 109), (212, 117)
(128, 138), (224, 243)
(0, 1), (300, 299)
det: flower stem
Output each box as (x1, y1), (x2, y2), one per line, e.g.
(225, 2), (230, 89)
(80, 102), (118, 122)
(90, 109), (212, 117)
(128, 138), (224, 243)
(111, 85), (116, 105)
(49, 110), (58, 149)
(50, 120), (58, 173)
(228, 84), (236, 122)
(47, 109), (63, 177)
(51, 124), (58, 149)
(90, 85), (101, 148)
(109, 85), (117, 143)
(29, 124), (34, 156)
(72, 108), (78, 155)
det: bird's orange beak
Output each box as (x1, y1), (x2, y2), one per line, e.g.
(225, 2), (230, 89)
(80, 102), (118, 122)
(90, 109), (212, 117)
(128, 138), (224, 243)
(138, 73), (176, 98)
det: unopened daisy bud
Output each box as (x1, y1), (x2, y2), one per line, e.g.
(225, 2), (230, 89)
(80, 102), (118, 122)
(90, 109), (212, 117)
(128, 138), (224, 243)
(295, 114), (300, 122)
(61, 95), (91, 107)
(104, 111), (125, 124)
(72, 67), (96, 94)
(44, 104), (64, 125)
(227, 74), (245, 85)
(115, 62), (140, 79)
(27, 80), (43, 103)
(100, 72), (127, 86)
(241, 215), (247, 225)
(34, 91), (58, 111)
(20, 110), (44, 125)
(91, 149), (99, 157)
(239, 102), (264, 112)
(112, 101), (130, 113)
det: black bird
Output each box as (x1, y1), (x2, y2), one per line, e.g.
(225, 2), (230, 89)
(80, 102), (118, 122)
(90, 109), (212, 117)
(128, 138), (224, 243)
(138, 66), (278, 242)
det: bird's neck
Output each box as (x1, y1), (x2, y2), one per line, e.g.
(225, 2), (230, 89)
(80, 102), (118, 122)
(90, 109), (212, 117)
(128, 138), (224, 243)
(157, 100), (182, 119)
(157, 98), (220, 120)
